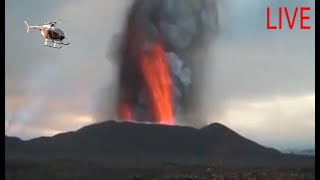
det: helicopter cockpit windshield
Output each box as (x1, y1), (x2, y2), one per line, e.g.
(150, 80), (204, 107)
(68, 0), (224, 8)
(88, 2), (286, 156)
(57, 28), (65, 37)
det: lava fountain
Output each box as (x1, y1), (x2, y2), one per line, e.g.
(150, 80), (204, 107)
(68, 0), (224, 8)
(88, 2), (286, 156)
(117, 0), (219, 125)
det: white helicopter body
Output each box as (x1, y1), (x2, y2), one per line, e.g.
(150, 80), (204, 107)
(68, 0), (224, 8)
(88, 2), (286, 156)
(24, 20), (70, 49)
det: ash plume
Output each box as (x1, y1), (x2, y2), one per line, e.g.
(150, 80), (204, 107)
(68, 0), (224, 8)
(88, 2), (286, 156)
(116, 0), (219, 125)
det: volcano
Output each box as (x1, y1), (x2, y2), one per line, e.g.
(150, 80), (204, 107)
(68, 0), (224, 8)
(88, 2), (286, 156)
(5, 121), (314, 168)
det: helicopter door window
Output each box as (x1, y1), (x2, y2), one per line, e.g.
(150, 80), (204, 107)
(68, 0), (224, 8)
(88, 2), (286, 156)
(49, 30), (59, 39)
(52, 32), (58, 38)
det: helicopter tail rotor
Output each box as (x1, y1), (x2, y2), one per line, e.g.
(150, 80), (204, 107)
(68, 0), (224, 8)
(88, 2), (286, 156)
(24, 21), (30, 33)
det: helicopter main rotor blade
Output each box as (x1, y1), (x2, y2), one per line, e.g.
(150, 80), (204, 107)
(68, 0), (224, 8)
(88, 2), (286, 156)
(57, 20), (72, 23)
(43, 20), (72, 25)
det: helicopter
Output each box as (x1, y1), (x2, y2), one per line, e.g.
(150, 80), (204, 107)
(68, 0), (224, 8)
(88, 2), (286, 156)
(24, 20), (71, 49)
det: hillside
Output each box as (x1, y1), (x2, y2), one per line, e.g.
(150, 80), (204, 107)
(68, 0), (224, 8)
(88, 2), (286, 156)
(5, 121), (314, 168)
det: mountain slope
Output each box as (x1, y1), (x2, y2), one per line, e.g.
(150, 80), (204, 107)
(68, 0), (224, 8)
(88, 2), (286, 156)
(5, 121), (314, 168)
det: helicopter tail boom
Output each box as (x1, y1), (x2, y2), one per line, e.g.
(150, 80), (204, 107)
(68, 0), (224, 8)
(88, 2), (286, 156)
(24, 21), (44, 32)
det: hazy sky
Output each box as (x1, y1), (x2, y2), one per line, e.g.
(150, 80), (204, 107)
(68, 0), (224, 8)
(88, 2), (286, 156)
(5, 0), (314, 150)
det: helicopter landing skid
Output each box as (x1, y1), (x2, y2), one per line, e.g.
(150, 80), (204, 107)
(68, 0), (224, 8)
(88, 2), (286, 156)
(43, 39), (69, 49)
(56, 42), (70, 45)
(44, 44), (62, 49)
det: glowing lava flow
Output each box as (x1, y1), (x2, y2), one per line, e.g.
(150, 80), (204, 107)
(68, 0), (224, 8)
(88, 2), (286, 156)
(117, 21), (174, 125)
(139, 43), (174, 125)
(117, 42), (174, 125)
(118, 99), (133, 122)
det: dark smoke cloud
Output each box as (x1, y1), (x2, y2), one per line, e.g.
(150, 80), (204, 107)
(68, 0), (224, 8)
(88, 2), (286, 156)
(115, 0), (219, 125)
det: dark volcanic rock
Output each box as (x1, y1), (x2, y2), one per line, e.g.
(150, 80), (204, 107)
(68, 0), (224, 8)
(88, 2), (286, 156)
(5, 121), (314, 168)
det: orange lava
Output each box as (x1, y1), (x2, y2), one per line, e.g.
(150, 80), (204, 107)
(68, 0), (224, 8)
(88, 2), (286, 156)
(139, 43), (174, 125)
(118, 100), (133, 122)
(117, 21), (174, 125)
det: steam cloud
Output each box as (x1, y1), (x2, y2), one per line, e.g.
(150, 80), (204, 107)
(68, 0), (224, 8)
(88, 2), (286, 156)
(115, 0), (219, 125)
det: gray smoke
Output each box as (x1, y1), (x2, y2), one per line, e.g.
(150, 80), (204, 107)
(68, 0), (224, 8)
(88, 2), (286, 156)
(117, 0), (219, 125)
